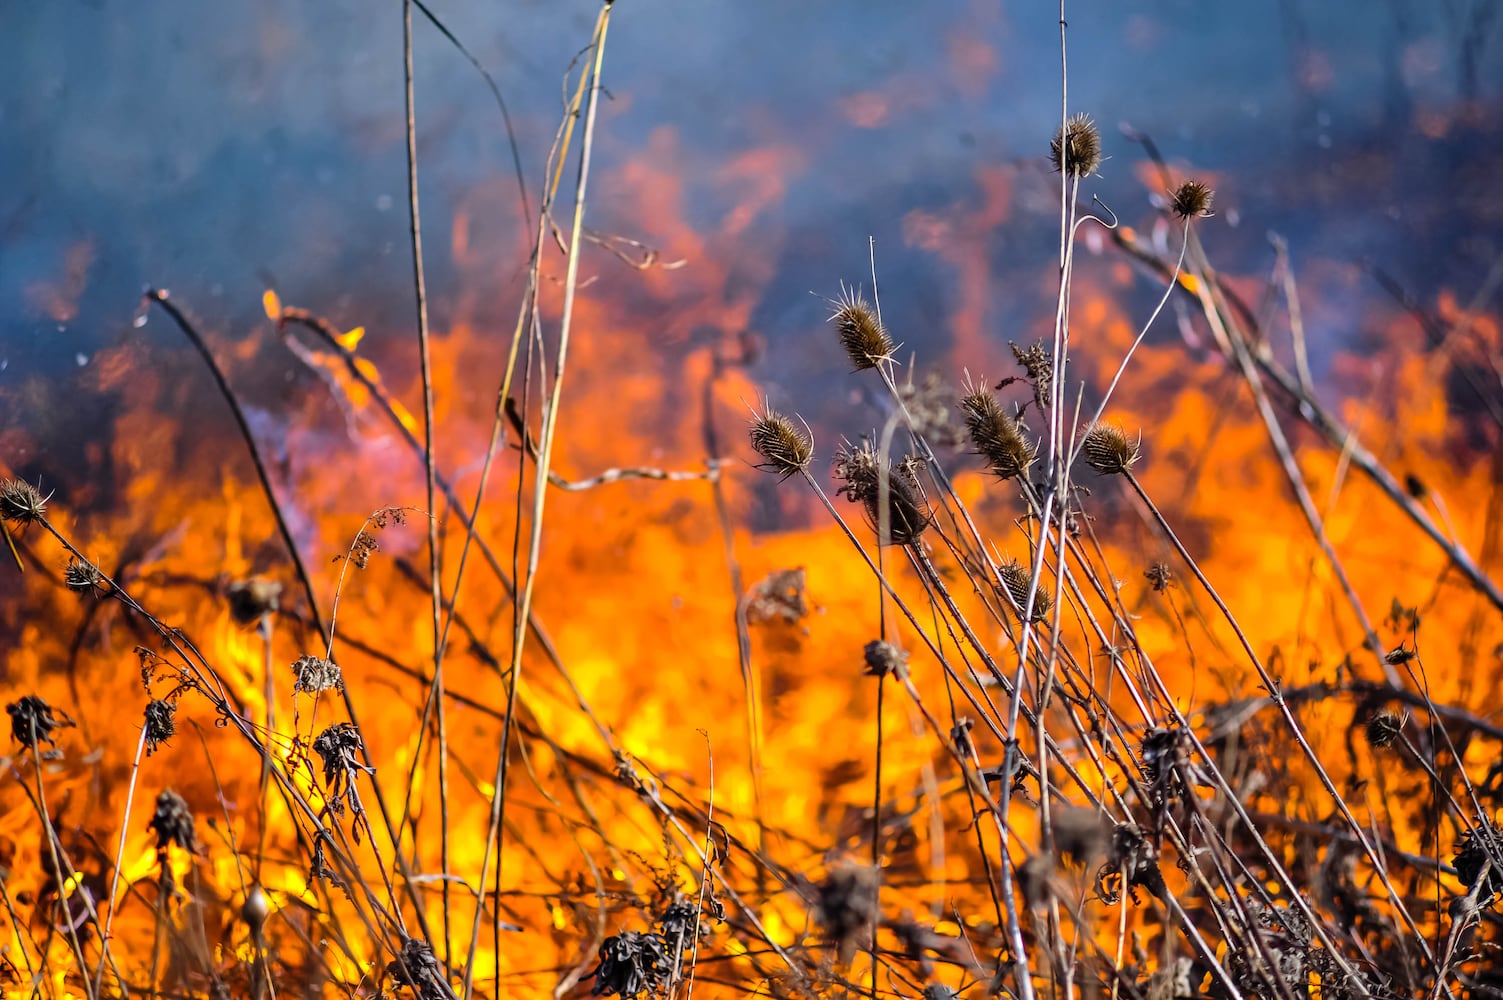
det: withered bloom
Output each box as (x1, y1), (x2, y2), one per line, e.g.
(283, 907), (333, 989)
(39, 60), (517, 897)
(749, 408), (813, 480)
(834, 441), (931, 546)
(1364, 710), (1405, 749)
(815, 864), (880, 965)
(8, 696), (66, 748)
(148, 789), (197, 853)
(1384, 645), (1416, 666)
(387, 937), (455, 1000)
(1010, 341), (1053, 406)
(0, 480), (48, 524)
(143, 699), (177, 755)
(1050, 113), (1102, 178)
(227, 577), (282, 625)
(1145, 562), (1173, 592)
(997, 559), (1052, 621)
(961, 387), (1035, 481)
(863, 639), (909, 679)
(1453, 822), (1503, 899)
(314, 723), (365, 816)
(1080, 424), (1140, 475)
(1170, 180), (1215, 220)
(1139, 726), (1193, 805)
(590, 931), (672, 998)
(830, 288), (896, 372)
(1095, 823), (1164, 904)
(292, 654), (343, 695)
(65, 557), (106, 595)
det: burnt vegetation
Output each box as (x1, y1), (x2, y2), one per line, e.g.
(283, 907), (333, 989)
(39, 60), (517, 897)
(2, 6), (1503, 1000)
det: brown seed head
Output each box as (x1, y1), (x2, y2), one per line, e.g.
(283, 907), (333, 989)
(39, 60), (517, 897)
(148, 789), (197, 853)
(65, 557), (106, 595)
(8, 695), (66, 748)
(749, 408), (813, 480)
(227, 577), (282, 625)
(863, 639), (909, 679)
(1364, 710), (1406, 749)
(830, 288), (895, 372)
(961, 386), (1035, 481)
(0, 480), (47, 524)
(1050, 114), (1102, 179)
(997, 558), (1052, 621)
(292, 654), (343, 695)
(143, 699), (177, 755)
(834, 441), (931, 546)
(1081, 424), (1140, 475)
(1170, 180), (1214, 220)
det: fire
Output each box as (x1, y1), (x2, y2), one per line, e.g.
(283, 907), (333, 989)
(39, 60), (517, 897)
(3, 17), (1503, 1000)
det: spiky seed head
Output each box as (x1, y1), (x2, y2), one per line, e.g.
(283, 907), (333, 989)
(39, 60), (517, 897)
(1081, 424), (1140, 475)
(0, 480), (47, 524)
(829, 288), (895, 372)
(961, 387), (1035, 480)
(65, 557), (106, 595)
(1384, 645), (1416, 666)
(997, 558), (1052, 621)
(1364, 710), (1406, 749)
(834, 442), (931, 547)
(1050, 114), (1102, 179)
(749, 408), (813, 480)
(1170, 180), (1214, 220)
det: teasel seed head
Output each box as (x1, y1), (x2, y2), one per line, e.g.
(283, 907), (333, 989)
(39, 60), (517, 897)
(0, 480), (48, 525)
(997, 558), (1052, 621)
(1364, 710), (1406, 749)
(829, 287), (896, 372)
(1050, 114), (1102, 179)
(143, 699), (177, 755)
(1170, 180), (1214, 220)
(1080, 424), (1140, 475)
(749, 407), (813, 481)
(65, 557), (106, 595)
(961, 385), (1035, 481)
(834, 441), (931, 546)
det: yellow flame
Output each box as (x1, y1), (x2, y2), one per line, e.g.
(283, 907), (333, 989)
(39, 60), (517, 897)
(336, 326), (366, 351)
(261, 289), (282, 320)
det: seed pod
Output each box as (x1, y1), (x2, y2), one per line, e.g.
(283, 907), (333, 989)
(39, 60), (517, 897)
(749, 409), (813, 481)
(1080, 424), (1140, 475)
(1050, 114), (1102, 179)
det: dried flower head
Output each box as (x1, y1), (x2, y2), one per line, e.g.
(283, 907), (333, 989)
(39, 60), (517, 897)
(997, 559), (1052, 621)
(1050, 114), (1102, 178)
(815, 864), (880, 965)
(1145, 562), (1173, 592)
(744, 567), (809, 625)
(64, 557), (106, 595)
(387, 937), (454, 1000)
(830, 287), (896, 371)
(1384, 644), (1416, 666)
(1139, 726), (1194, 805)
(227, 577), (282, 625)
(1363, 710), (1406, 749)
(0, 480), (48, 524)
(1009, 341), (1053, 405)
(961, 386), (1035, 481)
(591, 931), (672, 998)
(143, 699), (177, 755)
(1096, 823), (1164, 904)
(834, 441), (931, 546)
(241, 886), (270, 935)
(292, 654), (343, 695)
(1081, 424), (1140, 475)
(314, 723), (366, 816)
(148, 789), (197, 853)
(1170, 180), (1214, 220)
(863, 640), (909, 679)
(8, 696), (68, 748)
(749, 408), (813, 481)
(1454, 822), (1503, 898)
